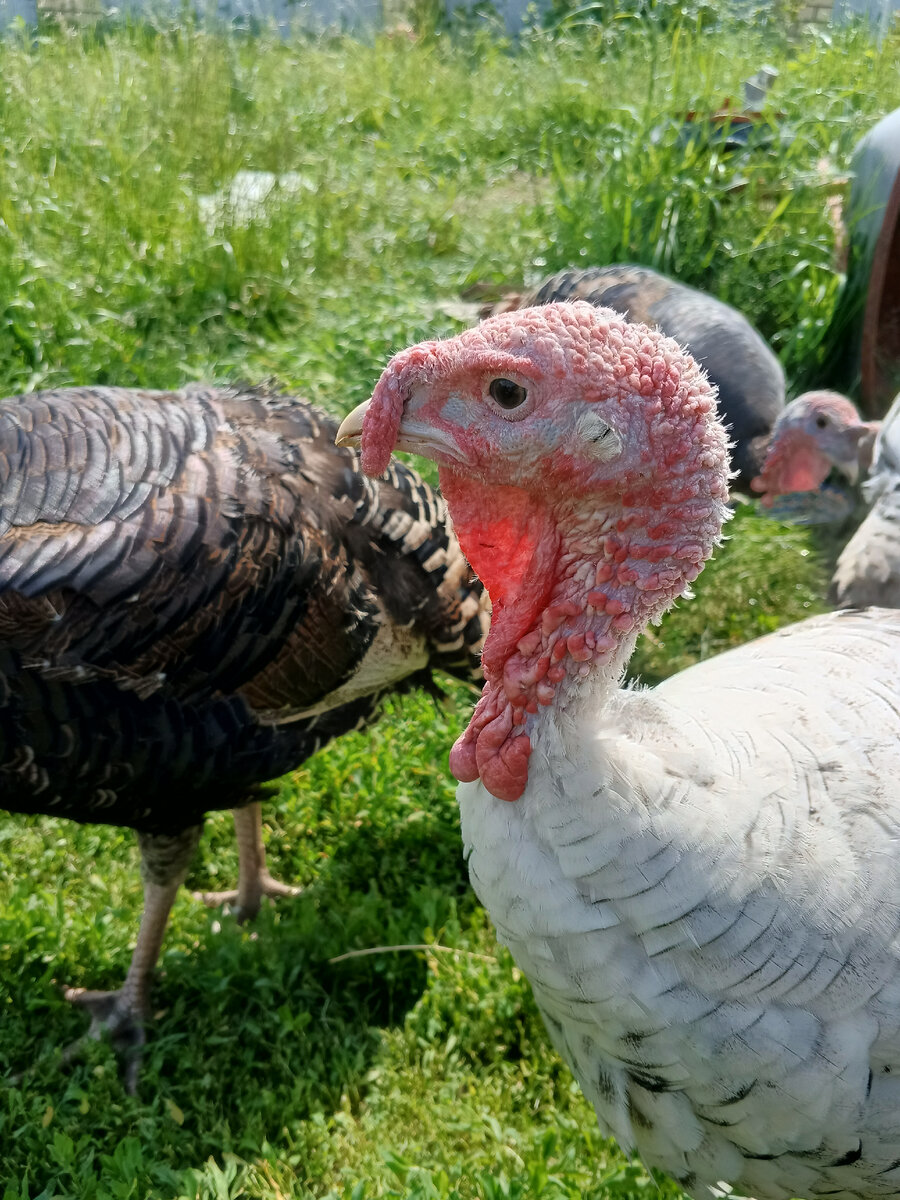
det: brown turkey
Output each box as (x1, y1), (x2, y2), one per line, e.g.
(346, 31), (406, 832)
(0, 383), (488, 1088)
(485, 264), (785, 489)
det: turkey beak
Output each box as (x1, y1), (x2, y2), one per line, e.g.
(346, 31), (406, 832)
(337, 393), (462, 467)
(335, 401), (368, 449)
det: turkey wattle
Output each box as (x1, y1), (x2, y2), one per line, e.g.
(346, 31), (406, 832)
(338, 303), (900, 1200)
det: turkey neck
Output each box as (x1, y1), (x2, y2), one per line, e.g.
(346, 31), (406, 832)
(439, 467), (714, 803)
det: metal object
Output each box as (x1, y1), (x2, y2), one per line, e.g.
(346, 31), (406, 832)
(743, 65), (779, 108)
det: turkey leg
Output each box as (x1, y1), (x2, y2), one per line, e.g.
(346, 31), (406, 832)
(195, 800), (302, 923)
(64, 824), (201, 1093)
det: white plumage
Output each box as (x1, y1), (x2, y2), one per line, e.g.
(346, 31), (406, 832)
(463, 610), (900, 1198)
(833, 394), (900, 608)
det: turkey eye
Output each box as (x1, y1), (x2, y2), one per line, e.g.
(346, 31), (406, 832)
(489, 378), (528, 410)
(815, 415), (829, 430)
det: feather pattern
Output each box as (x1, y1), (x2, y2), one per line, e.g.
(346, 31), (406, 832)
(0, 382), (488, 833)
(463, 611), (900, 1200)
(0, 381), (489, 1073)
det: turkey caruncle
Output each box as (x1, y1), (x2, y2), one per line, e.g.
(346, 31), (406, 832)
(482, 263), (786, 491)
(340, 302), (900, 1200)
(0, 382), (489, 1089)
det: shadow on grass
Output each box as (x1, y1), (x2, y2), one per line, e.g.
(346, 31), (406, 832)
(0, 800), (474, 1188)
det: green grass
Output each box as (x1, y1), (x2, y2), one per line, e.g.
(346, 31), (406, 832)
(0, 13), (894, 1198)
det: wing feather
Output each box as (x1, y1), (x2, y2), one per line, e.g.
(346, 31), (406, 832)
(0, 387), (339, 701)
(461, 609), (900, 1195)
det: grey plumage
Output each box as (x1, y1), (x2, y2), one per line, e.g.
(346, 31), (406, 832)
(832, 393), (900, 608)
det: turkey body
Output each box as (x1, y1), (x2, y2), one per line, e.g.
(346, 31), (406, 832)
(829, 394), (900, 608)
(0, 384), (484, 832)
(462, 610), (900, 1200)
(493, 264), (785, 489)
(0, 383), (487, 1074)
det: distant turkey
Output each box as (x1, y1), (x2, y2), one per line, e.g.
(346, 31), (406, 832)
(752, 389), (896, 608)
(485, 264), (785, 489)
(341, 303), (900, 1200)
(0, 383), (488, 1087)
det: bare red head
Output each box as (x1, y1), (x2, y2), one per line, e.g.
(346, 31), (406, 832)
(750, 390), (876, 506)
(341, 302), (730, 801)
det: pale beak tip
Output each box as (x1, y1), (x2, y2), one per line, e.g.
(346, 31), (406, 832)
(842, 459), (860, 486)
(335, 400), (369, 449)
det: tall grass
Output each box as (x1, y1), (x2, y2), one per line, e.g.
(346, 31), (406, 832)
(0, 16), (893, 1199)
(0, 20), (897, 396)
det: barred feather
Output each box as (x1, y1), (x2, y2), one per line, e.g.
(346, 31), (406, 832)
(0, 383), (488, 835)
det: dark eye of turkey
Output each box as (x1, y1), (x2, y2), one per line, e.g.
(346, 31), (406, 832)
(489, 378), (528, 410)
(816, 415), (829, 430)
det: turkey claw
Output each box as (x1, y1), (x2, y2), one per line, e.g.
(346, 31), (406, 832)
(194, 871), (303, 924)
(62, 987), (146, 1093)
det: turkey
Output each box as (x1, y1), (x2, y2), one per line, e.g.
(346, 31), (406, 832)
(0, 383), (488, 1088)
(752, 389), (897, 608)
(483, 264), (785, 490)
(339, 303), (900, 1200)
(751, 390), (880, 501)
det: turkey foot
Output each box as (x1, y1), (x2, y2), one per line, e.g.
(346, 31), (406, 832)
(195, 802), (302, 924)
(62, 986), (147, 1094)
(62, 826), (200, 1093)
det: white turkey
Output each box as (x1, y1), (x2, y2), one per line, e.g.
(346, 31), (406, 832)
(0, 383), (488, 1088)
(338, 303), (900, 1200)
(752, 389), (899, 608)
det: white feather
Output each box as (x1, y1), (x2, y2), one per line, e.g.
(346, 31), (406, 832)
(461, 608), (900, 1199)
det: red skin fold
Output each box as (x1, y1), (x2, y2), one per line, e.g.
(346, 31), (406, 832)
(358, 303), (730, 801)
